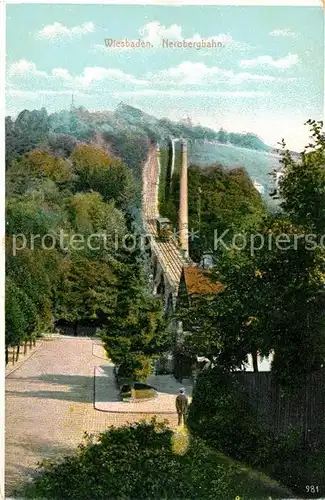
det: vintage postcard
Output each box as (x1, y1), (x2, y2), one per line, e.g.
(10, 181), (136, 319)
(3, 1), (325, 499)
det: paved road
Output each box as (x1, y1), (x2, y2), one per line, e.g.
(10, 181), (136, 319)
(5, 337), (177, 495)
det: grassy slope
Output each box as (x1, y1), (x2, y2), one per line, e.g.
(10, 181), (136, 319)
(172, 428), (293, 500)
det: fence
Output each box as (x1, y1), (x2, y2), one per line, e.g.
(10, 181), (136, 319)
(234, 370), (325, 445)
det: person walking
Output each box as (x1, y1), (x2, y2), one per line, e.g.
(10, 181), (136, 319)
(175, 388), (188, 426)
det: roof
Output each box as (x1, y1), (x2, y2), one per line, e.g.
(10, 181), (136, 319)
(183, 266), (224, 295)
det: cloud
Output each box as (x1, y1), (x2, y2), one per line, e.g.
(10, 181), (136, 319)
(51, 68), (73, 81)
(240, 53), (299, 70)
(7, 60), (48, 78)
(36, 21), (95, 42)
(140, 21), (234, 47)
(7, 60), (148, 93)
(140, 21), (182, 45)
(7, 59), (295, 102)
(6, 89), (87, 98)
(147, 61), (285, 86)
(269, 28), (297, 37)
(113, 90), (269, 98)
(74, 67), (147, 87)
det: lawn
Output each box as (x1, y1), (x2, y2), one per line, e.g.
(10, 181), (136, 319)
(133, 388), (157, 400)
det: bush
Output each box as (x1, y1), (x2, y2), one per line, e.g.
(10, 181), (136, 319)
(133, 355), (153, 381)
(116, 355), (153, 383)
(267, 428), (325, 496)
(20, 419), (292, 500)
(188, 367), (325, 497)
(188, 367), (269, 466)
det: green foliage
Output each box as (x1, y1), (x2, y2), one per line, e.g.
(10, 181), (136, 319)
(214, 214), (325, 383)
(4, 105), (156, 353)
(160, 162), (266, 260)
(5, 278), (37, 347)
(117, 354), (153, 382)
(189, 165), (265, 258)
(66, 191), (126, 251)
(189, 368), (325, 497)
(6, 197), (61, 238)
(47, 133), (77, 158)
(188, 368), (268, 466)
(177, 211), (325, 384)
(133, 356), (153, 381)
(6, 241), (61, 333)
(102, 129), (149, 171)
(12, 149), (72, 183)
(55, 256), (118, 326)
(280, 119), (325, 233)
(70, 144), (133, 208)
(48, 109), (94, 141)
(21, 419), (291, 500)
(100, 252), (167, 380)
(5, 108), (49, 168)
(172, 343), (197, 380)
(216, 128), (271, 151)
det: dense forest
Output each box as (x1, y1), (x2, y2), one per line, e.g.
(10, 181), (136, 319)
(5, 103), (271, 172)
(5, 105), (167, 379)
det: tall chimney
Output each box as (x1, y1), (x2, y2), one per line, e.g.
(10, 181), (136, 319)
(178, 140), (189, 258)
(155, 143), (161, 219)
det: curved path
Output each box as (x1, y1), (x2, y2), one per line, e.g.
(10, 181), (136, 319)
(5, 337), (178, 495)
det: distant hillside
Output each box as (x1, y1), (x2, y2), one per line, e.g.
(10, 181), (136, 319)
(5, 103), (272, 170)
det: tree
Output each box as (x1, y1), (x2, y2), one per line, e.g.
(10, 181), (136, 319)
(7, 150), (72, 197)
(177, 121), (325, 383)
(177, 273), (259, 372)
(100, 251), (167, 380)
(215, 216), (325, 383)
(217, 127), (228, 143)
(70, 144), (133, 207)
(5, 278), (37, 363)
(18, 150), (72, 182)
(55, 256), (118, 335)
(102, 130), (149, 171)
(47, 133), (77, 158)
(280, 119), (325, 234)
(5, 116), (17, 168)
(67, 191), (126, 237)
(177, 210), (325, 383)
(6, 197), (62, 239)
(6, 241), (61, 333)
(48, 109), (94, 141)
(163, 164), (266, 261)
(70, 144), (111, 172)
(5, 108), (49, 168)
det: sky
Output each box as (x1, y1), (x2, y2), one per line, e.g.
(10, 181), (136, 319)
(6, 4), (324, 150)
